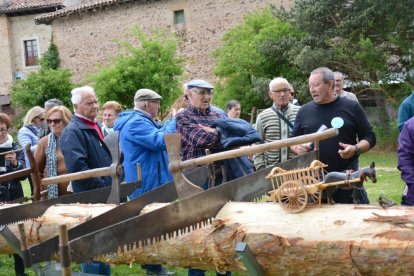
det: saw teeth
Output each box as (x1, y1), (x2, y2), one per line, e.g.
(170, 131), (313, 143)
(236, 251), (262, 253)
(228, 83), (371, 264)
(1, 217), (37, 227)
(115, 217), (217, 254)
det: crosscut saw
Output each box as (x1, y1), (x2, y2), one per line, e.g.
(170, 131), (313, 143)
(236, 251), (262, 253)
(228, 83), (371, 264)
(0, 131), (137, 226)
(22, 129), (337, 266)
(21, 165), (209, 267)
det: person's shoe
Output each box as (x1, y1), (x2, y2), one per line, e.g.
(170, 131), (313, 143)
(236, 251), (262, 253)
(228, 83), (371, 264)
(146, 266), (176, 275)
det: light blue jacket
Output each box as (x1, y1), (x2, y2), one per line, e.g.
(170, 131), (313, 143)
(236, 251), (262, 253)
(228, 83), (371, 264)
(114, 109), (176, 199)
(17, 125), (39, 169)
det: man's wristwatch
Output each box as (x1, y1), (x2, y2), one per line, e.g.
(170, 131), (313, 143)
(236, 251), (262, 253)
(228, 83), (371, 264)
(354, 144), (361, 156)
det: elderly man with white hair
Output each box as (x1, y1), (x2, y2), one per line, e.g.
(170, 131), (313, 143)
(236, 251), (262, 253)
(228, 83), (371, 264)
(60, 86), (112, 275)
(253, 77), (300, 170)
(61, 86), (112, 193)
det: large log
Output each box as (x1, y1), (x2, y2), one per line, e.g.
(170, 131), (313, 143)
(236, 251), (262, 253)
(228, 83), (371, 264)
(98, 203), (414, 275)
(0, 203), (116, 254)
(1, 203), (414, 275)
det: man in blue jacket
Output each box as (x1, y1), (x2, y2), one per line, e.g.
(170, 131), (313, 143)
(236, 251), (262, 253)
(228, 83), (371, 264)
(114, 88), (176, 275)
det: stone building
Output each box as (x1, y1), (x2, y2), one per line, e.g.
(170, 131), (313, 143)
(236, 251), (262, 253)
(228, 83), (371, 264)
(0, 0), (63, 106)
(34, 0), (293, 84)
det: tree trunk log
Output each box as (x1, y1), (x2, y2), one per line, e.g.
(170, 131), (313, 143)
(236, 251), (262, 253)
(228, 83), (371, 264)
(98, 203), (414, 275)
(2, 202), (414, 275)
(0, 203), (115, 254)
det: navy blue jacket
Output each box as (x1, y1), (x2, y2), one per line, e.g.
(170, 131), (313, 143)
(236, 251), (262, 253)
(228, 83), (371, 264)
(61, 115), (112, 192)
(212, 117), (261, 149)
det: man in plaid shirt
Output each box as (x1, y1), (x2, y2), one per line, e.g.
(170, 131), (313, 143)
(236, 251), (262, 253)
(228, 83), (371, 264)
(176, 78), (232, 276)
(176, 80), (225, 161)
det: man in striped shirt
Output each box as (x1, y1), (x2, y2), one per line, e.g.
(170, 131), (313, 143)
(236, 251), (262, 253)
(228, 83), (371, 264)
(254, 77), (300, 170)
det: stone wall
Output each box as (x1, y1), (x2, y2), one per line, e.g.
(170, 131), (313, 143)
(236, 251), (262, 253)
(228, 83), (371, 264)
(51, 0), (293, 84)
(0, 15), (13, 96)
(0, 13), (52, 98)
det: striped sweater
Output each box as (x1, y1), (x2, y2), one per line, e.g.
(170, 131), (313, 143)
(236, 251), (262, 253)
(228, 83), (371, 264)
(254, 103), (300, 170)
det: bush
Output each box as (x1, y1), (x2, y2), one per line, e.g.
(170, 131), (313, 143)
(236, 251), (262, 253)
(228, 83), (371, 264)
(91, 27), (185, 117)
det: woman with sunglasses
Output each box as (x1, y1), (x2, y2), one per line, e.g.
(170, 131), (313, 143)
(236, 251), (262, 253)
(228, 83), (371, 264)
(34, 106), (72, 199)
(17, 106), (45, 195)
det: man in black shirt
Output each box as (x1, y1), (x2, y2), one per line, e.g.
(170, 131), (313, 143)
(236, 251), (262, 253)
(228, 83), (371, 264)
(290, 67), (376, 203)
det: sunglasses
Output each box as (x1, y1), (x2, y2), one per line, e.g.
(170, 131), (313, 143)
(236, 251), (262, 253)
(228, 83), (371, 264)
(46, 119), (62, 125)
(34, 117), (45, 122)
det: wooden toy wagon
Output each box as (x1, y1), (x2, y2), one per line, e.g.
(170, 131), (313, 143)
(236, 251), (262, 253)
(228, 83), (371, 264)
(265, 160), (376, 213)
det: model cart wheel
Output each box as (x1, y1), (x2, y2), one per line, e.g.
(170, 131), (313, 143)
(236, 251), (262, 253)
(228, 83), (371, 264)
(300, 176), (319, 205)
(277, 180), (308, 213)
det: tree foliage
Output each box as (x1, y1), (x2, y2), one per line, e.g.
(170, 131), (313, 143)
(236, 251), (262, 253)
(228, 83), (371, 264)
(91, 27), (185, 116)
(11, 43), (73, 111)
(288, 0), (414, 100)
(214, 1), (414, 115)
(213, 8), (307, 114)
(40, 38), (61, 70)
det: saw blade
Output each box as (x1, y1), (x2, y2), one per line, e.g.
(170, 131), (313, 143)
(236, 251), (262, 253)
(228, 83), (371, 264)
(23, 165), (209, 266)
(0, 181), (139, 227)
(67, 152), (317, 263)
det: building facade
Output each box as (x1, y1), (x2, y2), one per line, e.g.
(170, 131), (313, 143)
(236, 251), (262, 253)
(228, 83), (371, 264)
(0, 0), (63, 104)
(35, 0), (293, 83)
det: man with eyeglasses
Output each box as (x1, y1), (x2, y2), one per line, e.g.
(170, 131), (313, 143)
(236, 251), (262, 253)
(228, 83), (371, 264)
(176, 80), (232, 276)
(254, 77), (300, 170)
(114, 88), (176, 276)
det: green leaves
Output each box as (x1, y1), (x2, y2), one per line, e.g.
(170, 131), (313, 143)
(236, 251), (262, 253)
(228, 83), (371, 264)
(11, 42), (72, 112)
(91, 27), (184, 116)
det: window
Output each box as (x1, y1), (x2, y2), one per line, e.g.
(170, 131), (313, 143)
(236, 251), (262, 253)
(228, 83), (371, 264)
(174, 10), (185, 25)
(24, 39), (39, 66)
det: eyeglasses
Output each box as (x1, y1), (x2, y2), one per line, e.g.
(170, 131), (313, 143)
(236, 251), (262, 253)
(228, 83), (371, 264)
(189, 87), (214, 96)
(35, 117), (45, 122)
(47, 119), (62, 125)
(0, 128), (8, 133)
(270, 88), (291, 94)
(148, 100), (160, 105)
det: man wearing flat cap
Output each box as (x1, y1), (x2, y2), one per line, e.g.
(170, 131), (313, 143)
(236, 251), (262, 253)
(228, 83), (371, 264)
(176, 80), (233, 276)
(114, 88), (176, 275)
(115, 88), (177, 198)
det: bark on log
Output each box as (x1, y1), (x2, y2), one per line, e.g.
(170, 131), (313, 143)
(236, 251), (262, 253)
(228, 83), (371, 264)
(2, 202), (414, 275)
(0, 203), (116, 254)
(97, 203), (414, 275)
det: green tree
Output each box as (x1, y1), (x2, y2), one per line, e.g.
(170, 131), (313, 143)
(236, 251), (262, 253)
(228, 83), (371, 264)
(11, 42), (73, 111)
(91, 27), (185, 116)
(213, 8), (307, 115)
(288, 0), (414, 97)
(40, 37), (61, 70)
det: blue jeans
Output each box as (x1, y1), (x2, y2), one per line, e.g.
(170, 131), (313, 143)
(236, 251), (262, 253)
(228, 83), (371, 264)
(141, 264), (164, 273)
(81, 261), (110, 275)
(188, 268), (231, 276)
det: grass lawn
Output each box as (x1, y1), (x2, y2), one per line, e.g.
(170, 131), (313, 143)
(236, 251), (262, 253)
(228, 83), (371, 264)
(0, 151), (404, 275)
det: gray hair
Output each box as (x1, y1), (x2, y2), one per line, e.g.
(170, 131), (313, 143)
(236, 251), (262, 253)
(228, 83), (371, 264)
(226, 99), (240, 111)
(134, 101), (146, 110)
(44, 98), (63, 109)
(333, 71), (344, 80)
(71, 86), (95, 105)
(269, 77), (290, 91)
(311, 67), (335, 84)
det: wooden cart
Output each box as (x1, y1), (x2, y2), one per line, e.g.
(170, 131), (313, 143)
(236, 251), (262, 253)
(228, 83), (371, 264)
(265, 160), (369, 213)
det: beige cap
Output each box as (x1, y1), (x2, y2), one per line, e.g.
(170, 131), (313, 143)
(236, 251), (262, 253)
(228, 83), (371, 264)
(134, 88), (162, 102)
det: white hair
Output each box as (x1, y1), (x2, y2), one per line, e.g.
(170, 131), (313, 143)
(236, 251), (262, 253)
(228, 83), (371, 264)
(269, 77), (290, 91)
(71, 86), (95, 105)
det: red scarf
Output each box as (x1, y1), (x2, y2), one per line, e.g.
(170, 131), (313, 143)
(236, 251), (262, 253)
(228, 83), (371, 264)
(77, 116), (105, 141)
